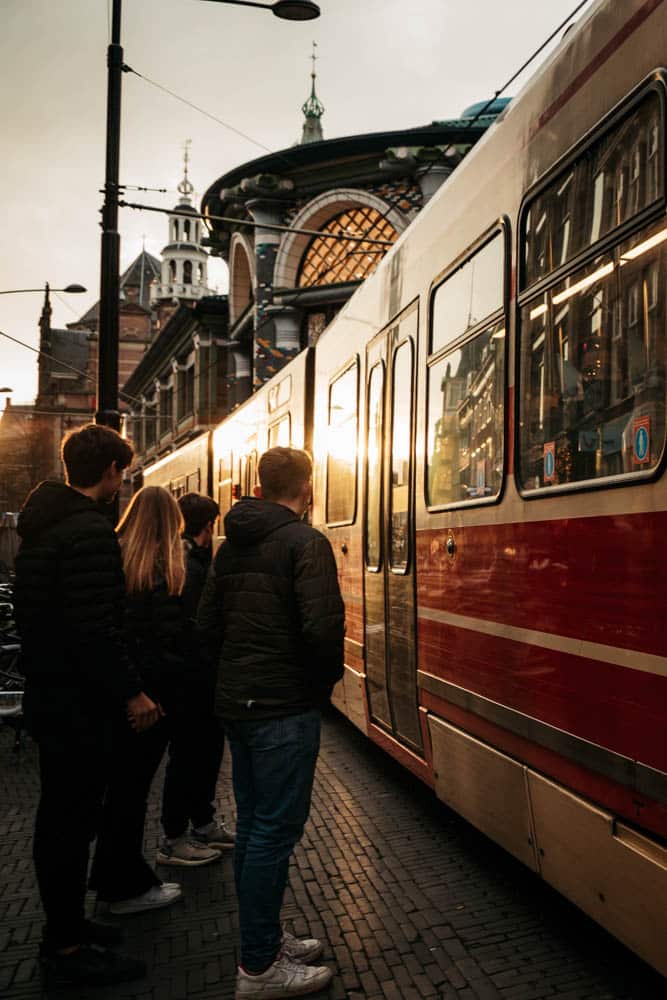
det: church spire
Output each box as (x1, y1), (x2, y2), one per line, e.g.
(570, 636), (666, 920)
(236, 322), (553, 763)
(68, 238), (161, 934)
(300, 42), (324, 144)
(178, 139), (194, 204)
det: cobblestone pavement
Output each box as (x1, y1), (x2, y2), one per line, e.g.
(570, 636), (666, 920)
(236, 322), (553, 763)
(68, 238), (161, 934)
(1, 711), (665, 1000)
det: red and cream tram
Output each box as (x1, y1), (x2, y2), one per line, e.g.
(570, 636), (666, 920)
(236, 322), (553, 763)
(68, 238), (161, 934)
(139, 0), (667, 974)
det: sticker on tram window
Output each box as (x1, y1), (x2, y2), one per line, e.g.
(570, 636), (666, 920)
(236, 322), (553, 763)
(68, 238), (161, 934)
(633, 415), (651, 465)
(543, 442), (556, 483)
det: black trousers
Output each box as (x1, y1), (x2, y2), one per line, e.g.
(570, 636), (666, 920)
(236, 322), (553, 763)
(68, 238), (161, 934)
(89, 717), (170, 903)
(33, 728), (110, 951)
(161, 712), (225, 838)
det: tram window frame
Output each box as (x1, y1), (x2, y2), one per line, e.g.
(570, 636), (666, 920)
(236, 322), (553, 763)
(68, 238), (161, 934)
(516, 76), (667, 499)
(364, 360), (385, 572)
(217, 454), (232, 514)
(389, 338), (415, 574)
(325, 357), (360, 528)
(268, 413), (291, 448)
(425, 222), (510, 513)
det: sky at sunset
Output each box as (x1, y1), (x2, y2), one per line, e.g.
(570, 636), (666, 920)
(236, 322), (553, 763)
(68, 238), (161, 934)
(1, 0), (594, 406)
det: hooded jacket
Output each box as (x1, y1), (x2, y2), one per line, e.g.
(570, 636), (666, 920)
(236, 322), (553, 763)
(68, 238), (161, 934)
(13, 480), (141, 736)
(197, 497), (345, 720)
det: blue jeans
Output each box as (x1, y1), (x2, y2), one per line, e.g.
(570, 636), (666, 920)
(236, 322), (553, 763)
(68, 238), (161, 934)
(225, 709), (321, 973)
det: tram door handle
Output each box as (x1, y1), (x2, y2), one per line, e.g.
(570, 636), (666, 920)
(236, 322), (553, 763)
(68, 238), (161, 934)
(446, 534), (456, 557)
(341, 542), (349, 555)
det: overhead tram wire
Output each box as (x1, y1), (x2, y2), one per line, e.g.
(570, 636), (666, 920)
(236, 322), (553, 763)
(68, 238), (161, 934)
(0, 329), (149, 412)
(122, 64), (297, 169)
(117, 201), (396, 247)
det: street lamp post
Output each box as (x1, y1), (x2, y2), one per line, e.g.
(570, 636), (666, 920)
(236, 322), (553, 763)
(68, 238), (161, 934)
(96, 0), (320, 432)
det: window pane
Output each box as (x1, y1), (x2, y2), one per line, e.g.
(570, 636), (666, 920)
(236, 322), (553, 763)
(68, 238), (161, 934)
(366, 364), (384, 569)
(390, 343), (413, 571)
(427, 320), (505, 505)
(518, 218), (667, 490)
(268, 414), (291, 448)
(326, 363), (358, 524)
(431, 234), (504, 354)
(524, 92), (663, 287)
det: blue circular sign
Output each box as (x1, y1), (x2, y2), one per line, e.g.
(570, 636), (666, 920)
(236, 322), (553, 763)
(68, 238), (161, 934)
(544, 449), (555, 478)
(635, 425), (649, 462)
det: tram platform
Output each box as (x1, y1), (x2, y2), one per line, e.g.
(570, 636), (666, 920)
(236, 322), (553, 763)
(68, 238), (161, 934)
(1, 710), (664, 1000)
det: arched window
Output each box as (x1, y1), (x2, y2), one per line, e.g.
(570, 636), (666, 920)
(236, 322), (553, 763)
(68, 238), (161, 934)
(184, 220), (191, 241)
(298, 206), (398, 288)
(183, 260), (192, 285)
(169, 260), (177, 281)
(197, 262), (204, 283)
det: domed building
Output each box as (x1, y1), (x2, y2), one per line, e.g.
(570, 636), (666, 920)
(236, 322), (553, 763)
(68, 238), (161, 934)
(200, 62), (506, 388)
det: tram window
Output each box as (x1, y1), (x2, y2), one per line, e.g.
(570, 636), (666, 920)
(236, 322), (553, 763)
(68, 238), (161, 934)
(518, 216), (667, 491)
(326, 361), (358, 525)
(431, 234), (503, 354)
(268, 375), (291, 413)
(186, 470), (200, 493)
(365, 363), (384, 570)
(268, 414), (291, 448)
(523, 91), (663, 288)
(427, 319), (505, 507)
(390, 342), (413, 572)
(218, 454), (232, 514)
(246, 450), (258, 495)
(171, 477), (186, 499)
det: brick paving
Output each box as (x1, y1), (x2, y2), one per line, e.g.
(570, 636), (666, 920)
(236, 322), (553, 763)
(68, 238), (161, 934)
(1, 710), (665, 1000)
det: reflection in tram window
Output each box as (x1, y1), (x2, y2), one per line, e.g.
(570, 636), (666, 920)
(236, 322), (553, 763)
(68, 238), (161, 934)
(390, 342), (413, 571)
(326, 362), (358, 524)
(519, 217), (667, 489)
(431, 234), (504, 354)
(523, 91), (663, 287)
(365, 364), (384, 570)
(427, 321), (505, 506)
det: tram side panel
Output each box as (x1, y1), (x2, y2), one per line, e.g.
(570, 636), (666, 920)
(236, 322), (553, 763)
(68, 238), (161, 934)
(313, 0), (667, 976)
(211, 349), (314, 541)
(141, 432), (211, 499)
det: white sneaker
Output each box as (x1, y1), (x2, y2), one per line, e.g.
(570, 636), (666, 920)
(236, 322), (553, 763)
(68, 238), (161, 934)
(281, 930), (323, 964)
(235, 955), (332, 999)
(108, 883), (182, 915)
(157, 836), (221, 867)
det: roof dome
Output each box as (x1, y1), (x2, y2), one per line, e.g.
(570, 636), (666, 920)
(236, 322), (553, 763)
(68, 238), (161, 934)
(460, 97), (511, 119)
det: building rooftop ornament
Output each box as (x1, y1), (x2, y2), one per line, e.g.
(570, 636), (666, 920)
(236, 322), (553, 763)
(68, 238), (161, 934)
(178, 139), (195, 203)
(300, 41), (324, 144)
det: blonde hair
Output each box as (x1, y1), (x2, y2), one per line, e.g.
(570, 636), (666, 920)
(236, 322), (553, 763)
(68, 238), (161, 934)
(117, 486), (185, 596)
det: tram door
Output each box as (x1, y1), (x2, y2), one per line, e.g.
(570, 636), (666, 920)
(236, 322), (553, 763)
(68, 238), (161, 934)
(364, 305), (422, 754)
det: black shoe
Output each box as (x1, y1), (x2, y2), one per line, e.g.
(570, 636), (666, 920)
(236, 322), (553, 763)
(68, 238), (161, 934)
(81, 919), (125, 947)
(40, 944), (146, 988)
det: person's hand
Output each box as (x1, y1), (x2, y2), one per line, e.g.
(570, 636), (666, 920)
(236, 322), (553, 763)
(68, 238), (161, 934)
(126, 692), (163, 732)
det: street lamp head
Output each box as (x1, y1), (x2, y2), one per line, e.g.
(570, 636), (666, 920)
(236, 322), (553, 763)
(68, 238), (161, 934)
(272, 0), (320, 19)
(62, 284), (87, 294)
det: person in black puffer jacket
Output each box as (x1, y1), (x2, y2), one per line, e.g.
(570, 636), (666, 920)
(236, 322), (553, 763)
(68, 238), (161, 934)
(14, 424), (155, 989)
(89, 486), (214, 914)
(197, 447), (344, 999)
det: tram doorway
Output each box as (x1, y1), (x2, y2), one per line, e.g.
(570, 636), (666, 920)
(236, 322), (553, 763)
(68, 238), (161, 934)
(364, 303), (423, 754)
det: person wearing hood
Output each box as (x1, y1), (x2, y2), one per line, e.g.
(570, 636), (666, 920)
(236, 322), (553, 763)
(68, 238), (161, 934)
(157, 492), (235, 868)
(197, 446), (345, 1000)
(13, 423), (156, 989)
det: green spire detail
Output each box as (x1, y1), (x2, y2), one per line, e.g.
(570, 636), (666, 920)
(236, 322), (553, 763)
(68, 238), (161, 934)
(301, 42), (324, 144)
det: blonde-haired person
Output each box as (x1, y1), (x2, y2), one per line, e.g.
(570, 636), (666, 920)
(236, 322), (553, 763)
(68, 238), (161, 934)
(89, 487), (220, 916)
